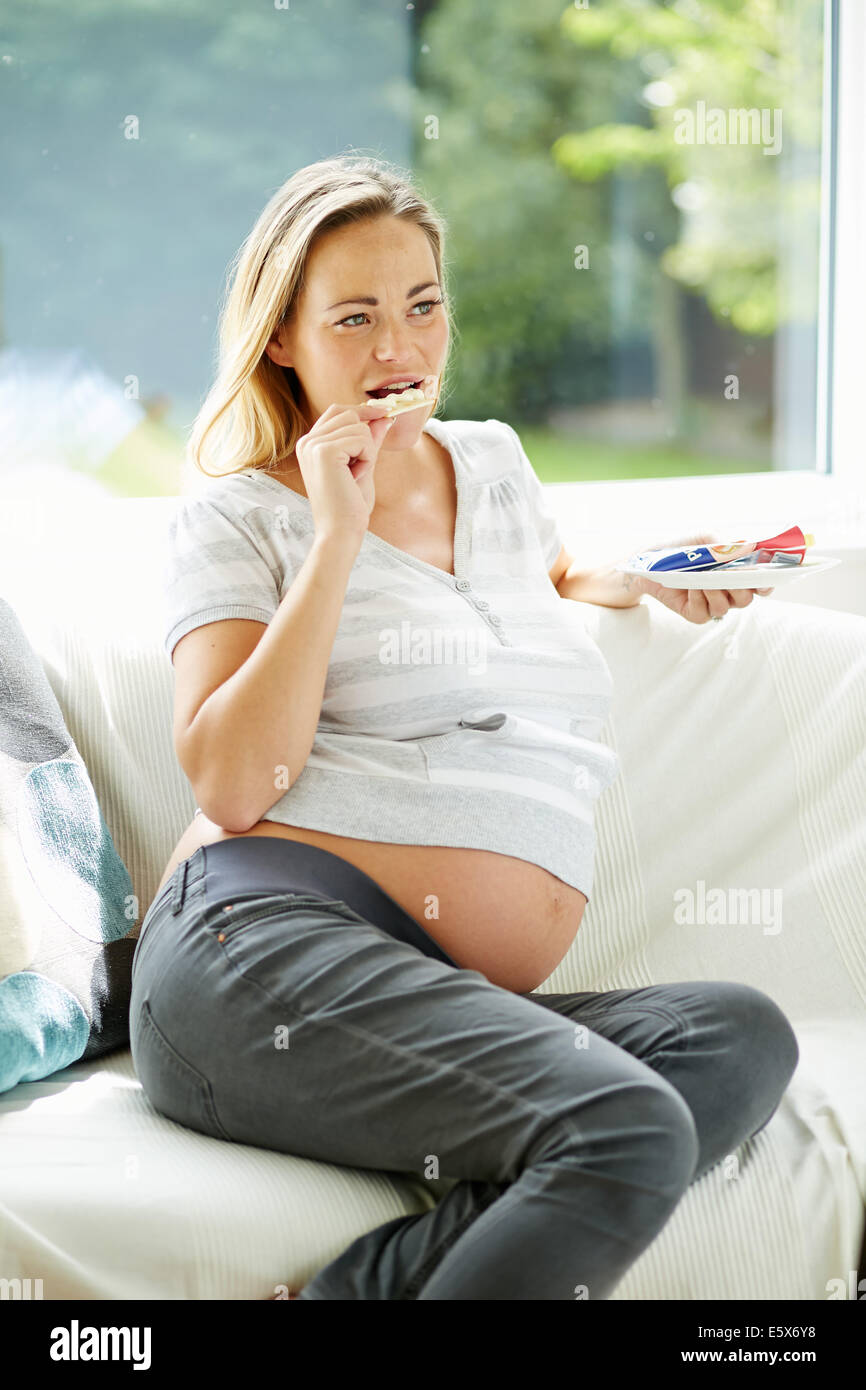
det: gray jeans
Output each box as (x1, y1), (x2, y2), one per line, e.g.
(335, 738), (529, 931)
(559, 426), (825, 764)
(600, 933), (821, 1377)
(129, 836), (799, 1300)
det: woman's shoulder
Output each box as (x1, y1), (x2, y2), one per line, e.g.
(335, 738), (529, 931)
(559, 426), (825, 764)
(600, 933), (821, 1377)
(170, 467), (309, 531)
(430, 414), (515, 449)
(165, 468), (313, 578)
(429, 416), (525, 476)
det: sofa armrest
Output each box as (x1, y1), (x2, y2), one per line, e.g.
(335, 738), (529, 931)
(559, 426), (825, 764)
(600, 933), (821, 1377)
(554, 594), (866, 1025)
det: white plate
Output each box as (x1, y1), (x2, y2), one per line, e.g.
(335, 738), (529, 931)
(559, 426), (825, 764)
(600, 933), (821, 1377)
(615, 555), (841, 590)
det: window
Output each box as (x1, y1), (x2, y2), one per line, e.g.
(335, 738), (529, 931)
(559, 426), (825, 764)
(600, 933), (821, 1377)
(0, 0), (857, 517)
(0, 0), (412, 500)
(416, 0), (829, 483)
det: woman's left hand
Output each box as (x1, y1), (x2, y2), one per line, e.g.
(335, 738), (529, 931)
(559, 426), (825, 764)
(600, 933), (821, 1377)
(628, 533), (775, 624)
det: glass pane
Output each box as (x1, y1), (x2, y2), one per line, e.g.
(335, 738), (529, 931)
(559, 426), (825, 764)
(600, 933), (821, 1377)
(0, 0), (826, 496)
(416, 0), (827, 482)
(0, 0), (412, 499)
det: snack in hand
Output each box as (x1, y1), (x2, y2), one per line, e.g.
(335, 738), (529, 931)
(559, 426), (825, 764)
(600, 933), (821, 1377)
(365, 374), (439, 417)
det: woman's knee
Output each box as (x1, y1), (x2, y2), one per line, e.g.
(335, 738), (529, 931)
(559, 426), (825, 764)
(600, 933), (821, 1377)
(534, 1075), (700, 1198)
(697, 982), (799, 1133)
(711, 982), (798, 1079)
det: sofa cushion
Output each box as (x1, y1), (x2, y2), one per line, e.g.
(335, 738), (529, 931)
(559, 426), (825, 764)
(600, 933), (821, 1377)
(0, 496), (197, 936)
(0, 1025), (862, 1300)
(0, 1048), (449, 1300)
(0, 598), (137, 1091)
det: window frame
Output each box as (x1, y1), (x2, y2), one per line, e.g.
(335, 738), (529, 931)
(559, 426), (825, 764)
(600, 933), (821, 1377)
(824, 0), (863, 497)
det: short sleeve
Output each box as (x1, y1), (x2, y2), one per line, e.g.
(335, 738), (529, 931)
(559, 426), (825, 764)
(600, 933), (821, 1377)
(495, 421), (564, 571)
(162, 492), (282, 661)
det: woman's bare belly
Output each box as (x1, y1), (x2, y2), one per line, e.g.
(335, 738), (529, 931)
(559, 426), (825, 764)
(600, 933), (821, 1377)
(153, 816), (586, 994)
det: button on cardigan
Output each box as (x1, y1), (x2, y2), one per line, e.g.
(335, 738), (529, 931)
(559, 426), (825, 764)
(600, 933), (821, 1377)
(161, 416), (620, 898)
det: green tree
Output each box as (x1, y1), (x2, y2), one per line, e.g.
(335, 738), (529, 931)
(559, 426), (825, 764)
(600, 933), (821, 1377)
(415, 0), (822, 443)
(413, 0), (630, 422)
(554, 0), (824, 435)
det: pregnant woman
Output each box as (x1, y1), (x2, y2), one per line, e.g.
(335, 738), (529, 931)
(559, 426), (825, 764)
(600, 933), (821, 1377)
(130, 155), (798, 1300)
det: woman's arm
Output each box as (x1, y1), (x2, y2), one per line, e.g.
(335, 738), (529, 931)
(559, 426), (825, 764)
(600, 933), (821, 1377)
(550, 547), (642, 608)
(181, 531), (362, 831)
(549, 539), (775, 622)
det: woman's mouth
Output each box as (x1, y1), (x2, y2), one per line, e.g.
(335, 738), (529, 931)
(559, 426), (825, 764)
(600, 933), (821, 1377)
(363, 375), (439, 415)
(365, 377), (424, 399)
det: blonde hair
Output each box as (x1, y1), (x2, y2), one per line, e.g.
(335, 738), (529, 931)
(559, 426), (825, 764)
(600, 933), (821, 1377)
(188, 154), (455, 478)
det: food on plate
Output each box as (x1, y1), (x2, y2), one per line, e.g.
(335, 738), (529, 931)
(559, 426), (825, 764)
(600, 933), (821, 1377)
(625, 526), (814, 575)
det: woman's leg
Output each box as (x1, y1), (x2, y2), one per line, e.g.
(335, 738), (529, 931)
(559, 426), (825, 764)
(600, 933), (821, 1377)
(130, 849), (707, 1301)
(302, 981), (800, 1300)
(521, 982), (800, 1183)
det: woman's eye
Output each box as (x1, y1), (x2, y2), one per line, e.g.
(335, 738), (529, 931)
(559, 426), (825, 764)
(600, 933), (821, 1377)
(336, 298), (443, 328)
(411, 298), (443, 316)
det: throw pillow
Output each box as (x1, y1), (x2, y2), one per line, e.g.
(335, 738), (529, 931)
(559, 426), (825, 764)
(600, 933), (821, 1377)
(0, 597), (137, 1093)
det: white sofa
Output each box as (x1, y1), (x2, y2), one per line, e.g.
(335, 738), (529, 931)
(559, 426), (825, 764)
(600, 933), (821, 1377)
(1, 489), (865, 1301)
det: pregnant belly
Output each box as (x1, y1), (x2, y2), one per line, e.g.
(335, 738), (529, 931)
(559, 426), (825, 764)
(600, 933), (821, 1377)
(155, 817), (586, 994)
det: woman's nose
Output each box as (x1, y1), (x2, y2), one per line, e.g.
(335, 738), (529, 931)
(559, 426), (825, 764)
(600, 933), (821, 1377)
(371, 318), (418, 356)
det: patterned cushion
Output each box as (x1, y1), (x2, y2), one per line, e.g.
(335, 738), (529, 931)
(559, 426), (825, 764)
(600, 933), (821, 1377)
(0, 598), (137, 1092)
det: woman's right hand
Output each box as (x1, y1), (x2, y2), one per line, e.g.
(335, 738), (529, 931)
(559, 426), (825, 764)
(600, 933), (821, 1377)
(295, 401), (396, 543)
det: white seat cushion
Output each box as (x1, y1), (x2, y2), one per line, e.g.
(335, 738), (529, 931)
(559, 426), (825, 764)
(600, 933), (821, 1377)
(0, 1018), (861, 1299)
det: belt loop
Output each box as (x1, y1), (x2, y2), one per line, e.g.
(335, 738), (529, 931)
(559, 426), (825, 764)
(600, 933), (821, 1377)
(171, 857), (189, 915)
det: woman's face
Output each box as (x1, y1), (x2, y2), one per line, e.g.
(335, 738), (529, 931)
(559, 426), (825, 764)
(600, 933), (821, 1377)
(265, 214), (449, 443)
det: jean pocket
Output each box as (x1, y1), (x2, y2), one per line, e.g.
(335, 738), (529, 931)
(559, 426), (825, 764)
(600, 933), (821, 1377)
(203, 892), (360, 940)
(132, 999), (233, 1142)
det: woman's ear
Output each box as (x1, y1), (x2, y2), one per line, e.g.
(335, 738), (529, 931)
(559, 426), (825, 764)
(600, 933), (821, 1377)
(265, 323), (293, 368)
